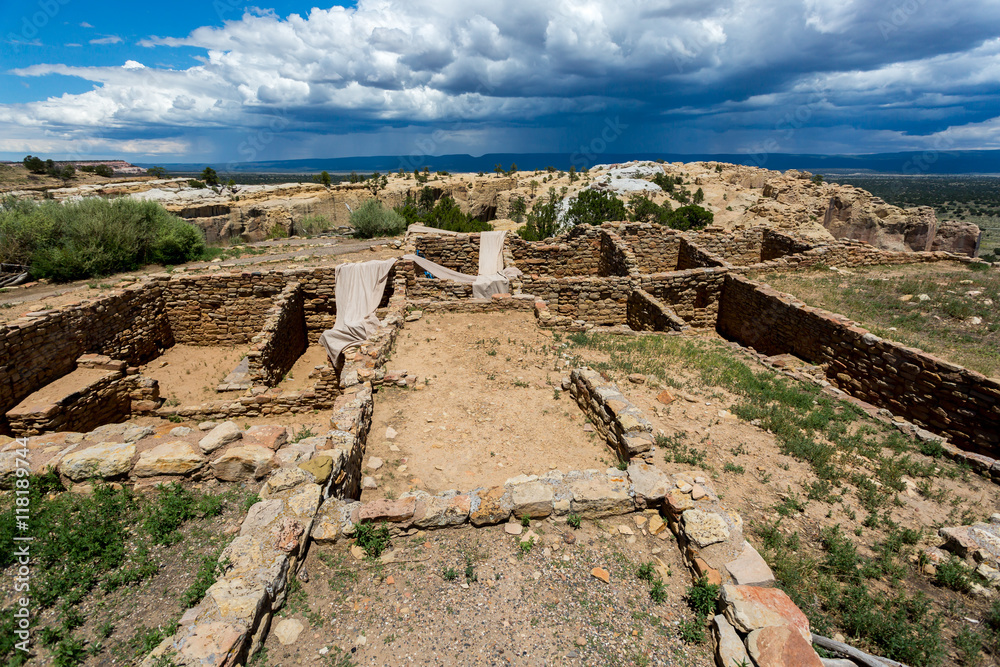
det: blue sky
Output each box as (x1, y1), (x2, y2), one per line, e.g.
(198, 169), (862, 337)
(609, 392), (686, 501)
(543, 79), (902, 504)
(2, 0), (1000, 163)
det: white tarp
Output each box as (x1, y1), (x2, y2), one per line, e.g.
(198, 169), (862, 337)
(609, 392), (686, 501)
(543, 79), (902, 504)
(319, 258), (397, 367)
(403, 230), (521, 299)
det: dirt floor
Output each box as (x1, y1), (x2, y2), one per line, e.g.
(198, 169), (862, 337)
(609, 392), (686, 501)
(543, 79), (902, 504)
(139, 344), (250, 407)
(362, 312), (613, 500)
(262, 519), (713, 667)
(274, 343), (331, 393)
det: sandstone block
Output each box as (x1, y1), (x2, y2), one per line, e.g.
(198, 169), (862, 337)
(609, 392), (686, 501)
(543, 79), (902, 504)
(211, 445), (275, 482)
(298, 455), (334, 484)
(745, 625), (823, 667)
(470, 486), (512, 526)
(726, 542), (776, 587)
(59, 442), (135, 481)
(510, 481), (555, 518)
(720, 584), (811, 641)
(713, 615), (751, 667)
(357, 497), (416, 523)
(413, 494), (471, 529)
(132, 441), (206, 477)
(199, 421), (242, 454)
(682, 509), (731, 548)
(243, 425), (288, 451)
(627, 461), (671, 508)
(568, 474), (633, 517)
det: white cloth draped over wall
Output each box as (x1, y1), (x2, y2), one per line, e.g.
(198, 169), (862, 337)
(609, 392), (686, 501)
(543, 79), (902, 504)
(403, 230), (521, 299)
(319, 258), (396, 367)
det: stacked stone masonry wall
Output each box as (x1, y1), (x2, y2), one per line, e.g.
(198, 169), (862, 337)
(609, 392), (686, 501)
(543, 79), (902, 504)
(677, 237), (728, 270)
(413, 234), (482, 274)
(0, 285), (172, 431)
(6, 356), (136, 436)
(611, 224), (685, 273)
(508, 226), (603, 277)
(520, 276), (633, 325)
(717, 274), (1000, 454)
(163, 274), (284, 345)
(246, 283), (308, 386)
(641, 269), (728, 328)
(626, 290), (689, 332)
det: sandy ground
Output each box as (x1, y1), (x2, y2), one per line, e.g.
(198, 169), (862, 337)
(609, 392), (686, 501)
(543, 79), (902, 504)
(263, 520), (713, 667)
(273, 344), (330, 393)
(363, 312), (613, 499)
(139, 344), (250, 407)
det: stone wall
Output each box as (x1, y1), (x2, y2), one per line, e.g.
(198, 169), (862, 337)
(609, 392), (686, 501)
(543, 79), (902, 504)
(717, 274), (1000, 454)
(598, 227), (637, 277)
(641, 268), (728, 328)
(677, 238), (728, 270)
(247, 283), (307, 387)
(413, 234), (482, 274)
(6, 355), (137, 436)
(612, 224), (685, 273)
(626, 290), (689, 332)
(567, 368), (655, 459)
(0, 284), (172, 432)
(761, 229), (815, 261)
(508, 225), (604, 277)
(690, 229), (765, 266)
(162, 273), (285, 345)
(521, 276), (633, 325)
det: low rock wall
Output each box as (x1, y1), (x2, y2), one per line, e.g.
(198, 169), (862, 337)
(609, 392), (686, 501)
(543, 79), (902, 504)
(612, 223), (685, 273)
(567, 368), (655, 458)
(521, 276), (632, 326)
(677, 237), (727, 270)
(626, 290), (689, 332)
(717, 274), (1000, 454)
(508, 226), (604, 277)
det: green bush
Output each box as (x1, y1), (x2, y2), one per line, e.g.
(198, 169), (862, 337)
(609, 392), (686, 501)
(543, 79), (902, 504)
(517, 189), (560, 240)
(0, 197), (206, 281)
(566, 189), (627, 227)
(296, 214), (331, 236)
(351, 199), (407, 238)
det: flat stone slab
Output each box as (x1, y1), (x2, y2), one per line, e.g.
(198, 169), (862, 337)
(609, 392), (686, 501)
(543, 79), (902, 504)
(470, 486), (512, 526)
(356, 497), (417, 523)
(242, 425), (288, 451)
(682, 509), (731, 548)
(60, 442), (135, 481)
(627, 461), (671, 508)
(939, 523), (1000, 565)
(567, 472), (633, 518)
(726, 541), (776, 587)
(211, 445), (275, 482)
(199, 421), (242, 454)
(714, 615), (751, 667)
(133, 441), (206, 477)
(720, 584), (811, 642)
(510, 481), (555, 518)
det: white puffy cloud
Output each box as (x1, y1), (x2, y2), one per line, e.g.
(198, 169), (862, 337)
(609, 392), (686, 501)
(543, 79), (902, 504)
(3, 0), (1000, 158)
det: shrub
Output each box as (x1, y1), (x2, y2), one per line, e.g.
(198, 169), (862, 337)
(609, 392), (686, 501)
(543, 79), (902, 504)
(669, 204), (714, 231)
(296, 214), (331, 236)
(566, 189), (627, 227)
(351, 199), (407, 238)
(354, 521), (391, 558)
(628, 194), (672, 224)
(0, 197), (207, 281)
(517, 189), (560, 240)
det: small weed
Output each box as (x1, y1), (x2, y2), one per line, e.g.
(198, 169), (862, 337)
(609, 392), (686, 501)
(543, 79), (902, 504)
(677, 618), (705, 644)
(567, 513), (582, 529)
(723, 462), (745, 474)
(637, 562), (655, 582)
(442, 567), (457, 581)
(649, 579), (668, 604)
(935, 557), (974, 593)
(521, 515), (531, 528)
(518, 537), (535, 558)
(354, 521), (391, 559)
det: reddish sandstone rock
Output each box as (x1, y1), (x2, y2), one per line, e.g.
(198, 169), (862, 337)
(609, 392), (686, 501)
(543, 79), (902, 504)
(273, 517), (305, 553)
(243, 425), (288, 451)
(356, 497), (416, 523)
(720, 584), (811, 641)
(745, 625), (823, 667)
